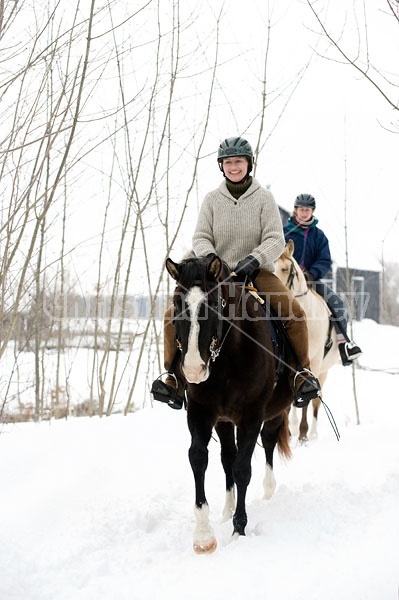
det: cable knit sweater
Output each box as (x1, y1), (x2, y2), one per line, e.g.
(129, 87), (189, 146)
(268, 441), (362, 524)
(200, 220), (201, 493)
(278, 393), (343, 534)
(192, 178), (284, 272)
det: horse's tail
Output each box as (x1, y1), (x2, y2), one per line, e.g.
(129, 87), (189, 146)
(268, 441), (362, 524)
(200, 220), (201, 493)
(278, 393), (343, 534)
(277, 409), (292, 460)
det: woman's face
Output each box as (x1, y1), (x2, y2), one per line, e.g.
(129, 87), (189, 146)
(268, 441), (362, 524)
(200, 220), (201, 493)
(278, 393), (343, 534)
(296, 206), (314, 221)
(222, 156), (249, 182)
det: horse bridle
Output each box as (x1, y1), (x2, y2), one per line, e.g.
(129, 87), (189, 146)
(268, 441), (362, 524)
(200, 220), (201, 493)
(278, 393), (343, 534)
(175, 278), (248, 363)
(174, 281), (229, 363)
(208, 296), (228, 362)
(284, 258), (308, 298)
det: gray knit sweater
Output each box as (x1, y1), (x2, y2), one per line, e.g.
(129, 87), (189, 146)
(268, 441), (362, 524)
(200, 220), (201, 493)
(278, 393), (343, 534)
(192, 178), (285, 272)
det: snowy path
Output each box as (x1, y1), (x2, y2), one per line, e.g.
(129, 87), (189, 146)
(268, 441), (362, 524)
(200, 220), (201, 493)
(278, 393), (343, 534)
(1, 320), (398, 600)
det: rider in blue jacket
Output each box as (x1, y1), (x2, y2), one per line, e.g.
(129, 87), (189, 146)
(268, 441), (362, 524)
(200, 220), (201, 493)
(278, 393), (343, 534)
(284, 193), (362, 366)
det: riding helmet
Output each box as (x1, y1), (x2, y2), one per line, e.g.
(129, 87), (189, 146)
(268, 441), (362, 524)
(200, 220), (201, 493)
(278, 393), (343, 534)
(294, 193), (316, 209)
(217, 137), (253, 173)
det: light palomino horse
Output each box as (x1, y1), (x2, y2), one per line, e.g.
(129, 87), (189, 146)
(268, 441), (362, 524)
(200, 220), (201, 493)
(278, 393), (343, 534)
(274, 240), (340, 442)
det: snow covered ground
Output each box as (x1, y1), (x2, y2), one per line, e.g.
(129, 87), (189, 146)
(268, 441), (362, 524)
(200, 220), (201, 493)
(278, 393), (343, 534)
(1, 319), (398, 600)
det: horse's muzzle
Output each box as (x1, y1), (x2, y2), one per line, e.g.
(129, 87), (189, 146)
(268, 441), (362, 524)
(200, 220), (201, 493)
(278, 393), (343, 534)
(182, 362), (210, 384)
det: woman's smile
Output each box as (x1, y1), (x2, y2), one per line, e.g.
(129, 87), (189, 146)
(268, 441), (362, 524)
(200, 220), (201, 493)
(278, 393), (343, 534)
(223, 157), (248, 182)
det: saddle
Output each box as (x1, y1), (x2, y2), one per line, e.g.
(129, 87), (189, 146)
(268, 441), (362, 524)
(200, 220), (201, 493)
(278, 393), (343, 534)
(252, 284), (334, 369)
(245, 284), (290, 382)
(324, 318), (334, 357)
(261, 300), (290, 382)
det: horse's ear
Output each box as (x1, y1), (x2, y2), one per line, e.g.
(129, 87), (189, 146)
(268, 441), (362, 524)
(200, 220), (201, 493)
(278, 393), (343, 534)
(286, 239), (295, 256)
(207, 255), (222, 280)
(166, 258), (179, 281)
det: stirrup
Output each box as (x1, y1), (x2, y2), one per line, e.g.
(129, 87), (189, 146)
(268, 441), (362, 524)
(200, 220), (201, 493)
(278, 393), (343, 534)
(150, 372), (184, 410)
(293, 369), (321, 408)
(339, 342), (362, 366)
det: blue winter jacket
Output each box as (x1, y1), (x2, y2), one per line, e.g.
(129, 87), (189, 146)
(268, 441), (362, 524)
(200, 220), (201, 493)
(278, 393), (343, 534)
(283, 217), (332, 281)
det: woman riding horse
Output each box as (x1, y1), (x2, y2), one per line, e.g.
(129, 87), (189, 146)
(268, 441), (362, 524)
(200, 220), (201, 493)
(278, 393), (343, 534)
(283, 193), (362, 366)
(151, 136), (321, 409)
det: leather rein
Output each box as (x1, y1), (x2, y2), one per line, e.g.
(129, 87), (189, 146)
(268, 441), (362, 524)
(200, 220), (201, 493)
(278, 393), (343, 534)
(285, 258), (309, 298)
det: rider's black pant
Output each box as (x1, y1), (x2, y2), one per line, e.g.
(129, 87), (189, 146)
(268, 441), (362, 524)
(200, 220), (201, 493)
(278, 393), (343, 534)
(311, 281), (349, 341)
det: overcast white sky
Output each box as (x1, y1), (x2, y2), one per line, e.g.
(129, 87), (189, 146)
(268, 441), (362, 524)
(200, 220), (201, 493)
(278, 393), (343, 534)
(173, 0), (399, 271)
(55, 0), (398, 289)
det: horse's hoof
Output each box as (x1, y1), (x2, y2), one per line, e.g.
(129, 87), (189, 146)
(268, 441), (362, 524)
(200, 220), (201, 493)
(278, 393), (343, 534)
(193, 537), (217, 554)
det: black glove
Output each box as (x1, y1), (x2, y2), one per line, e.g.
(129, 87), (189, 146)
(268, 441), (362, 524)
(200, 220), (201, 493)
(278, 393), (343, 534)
(233, 255), (260, 282)
(301, 266), (314, 283)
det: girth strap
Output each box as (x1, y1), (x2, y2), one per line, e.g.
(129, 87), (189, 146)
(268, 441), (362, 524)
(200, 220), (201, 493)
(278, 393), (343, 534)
(167, 347), (181, 376)
(323, 318), (334, 357)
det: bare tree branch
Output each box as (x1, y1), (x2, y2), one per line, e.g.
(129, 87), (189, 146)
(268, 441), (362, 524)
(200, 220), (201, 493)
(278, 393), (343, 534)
(306, 0), (399, 111)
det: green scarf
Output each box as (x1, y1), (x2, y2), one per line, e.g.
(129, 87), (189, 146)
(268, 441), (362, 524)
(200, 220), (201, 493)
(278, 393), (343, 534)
(225, 176), (253, 200)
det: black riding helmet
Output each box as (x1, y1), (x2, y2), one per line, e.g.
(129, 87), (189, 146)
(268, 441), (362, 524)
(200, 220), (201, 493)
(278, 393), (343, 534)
(294, 193), (316, 209)
(217, 136), (253, 177)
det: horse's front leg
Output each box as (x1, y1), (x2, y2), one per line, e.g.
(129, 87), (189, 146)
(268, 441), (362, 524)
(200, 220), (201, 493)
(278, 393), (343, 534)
(232, 421), (262, 536)
(299, 406), (310, 443)
(309, 396), (322, 439)
(215, 420), (237, 521)
(188, 409), (216, 554)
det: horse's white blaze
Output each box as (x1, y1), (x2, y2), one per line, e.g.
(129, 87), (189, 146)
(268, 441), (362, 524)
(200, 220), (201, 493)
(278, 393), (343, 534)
(263, 463), (276, 499)
(193, 504), (217, 553)
(183, 287), (210, 383)
(222, 488), (236, 521)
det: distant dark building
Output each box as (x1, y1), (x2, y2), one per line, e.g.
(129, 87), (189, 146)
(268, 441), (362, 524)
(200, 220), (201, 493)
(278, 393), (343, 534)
(278, 205), (381, 323)
(279, 205), (290, 226)
(335, 267), (381, 323)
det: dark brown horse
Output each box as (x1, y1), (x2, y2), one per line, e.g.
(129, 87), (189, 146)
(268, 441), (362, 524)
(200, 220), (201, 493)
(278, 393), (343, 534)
(166, 254), (293, 554)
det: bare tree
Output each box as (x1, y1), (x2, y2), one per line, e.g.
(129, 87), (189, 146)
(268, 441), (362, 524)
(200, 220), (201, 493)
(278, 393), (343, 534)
(380, 261), (399, 325)
(0, 0), (103, 420)
(0, 0), (316, 420)
(305, 0), (399, 116)
(1, 0), (97, 359)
